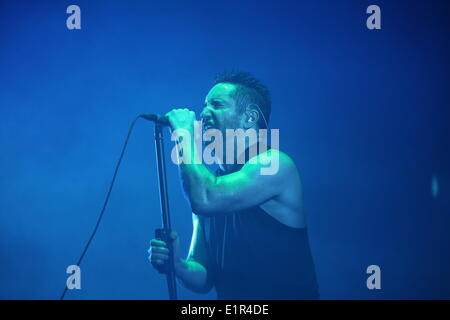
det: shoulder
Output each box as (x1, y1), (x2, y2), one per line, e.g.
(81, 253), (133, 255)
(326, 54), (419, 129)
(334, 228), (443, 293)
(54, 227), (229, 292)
(268, 149), (297, 168)
(246, 149), (299, 179)
(257, 151), (304, 226)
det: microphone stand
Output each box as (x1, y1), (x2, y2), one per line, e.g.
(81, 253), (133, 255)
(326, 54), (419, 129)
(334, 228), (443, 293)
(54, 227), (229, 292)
(153, 123), (178, 300)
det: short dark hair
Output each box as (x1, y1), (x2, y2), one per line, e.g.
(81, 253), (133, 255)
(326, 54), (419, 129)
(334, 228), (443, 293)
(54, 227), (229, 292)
(214, 71), (271, 128)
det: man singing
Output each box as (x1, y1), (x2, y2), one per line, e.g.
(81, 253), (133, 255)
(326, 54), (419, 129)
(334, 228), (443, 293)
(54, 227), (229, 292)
(148, 71), (319, 299)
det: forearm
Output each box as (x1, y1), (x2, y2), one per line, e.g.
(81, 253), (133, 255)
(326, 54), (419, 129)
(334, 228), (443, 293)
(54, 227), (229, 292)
(180, 163), (216, 209)
(169, 115), (221, 213)
(176, 130), (217, 212)
(175, 258), (212, 294)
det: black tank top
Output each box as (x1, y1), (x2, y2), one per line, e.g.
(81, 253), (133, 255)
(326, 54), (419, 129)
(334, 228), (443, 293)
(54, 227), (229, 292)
(202, 205), (320, 300)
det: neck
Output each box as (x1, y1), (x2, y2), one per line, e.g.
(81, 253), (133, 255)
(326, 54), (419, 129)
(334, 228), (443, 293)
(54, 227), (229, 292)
(218, 138), (261, 174)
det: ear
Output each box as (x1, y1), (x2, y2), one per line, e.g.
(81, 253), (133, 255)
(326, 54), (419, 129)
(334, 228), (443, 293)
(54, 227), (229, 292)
(243, 105), (260, 129)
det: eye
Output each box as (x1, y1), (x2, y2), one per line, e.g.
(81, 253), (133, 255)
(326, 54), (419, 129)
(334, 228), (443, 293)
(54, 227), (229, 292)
(212, 101), (224, 108)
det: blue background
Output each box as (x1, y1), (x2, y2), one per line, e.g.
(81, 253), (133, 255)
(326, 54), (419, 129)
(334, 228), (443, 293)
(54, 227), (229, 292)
(1, 0), (449, 299)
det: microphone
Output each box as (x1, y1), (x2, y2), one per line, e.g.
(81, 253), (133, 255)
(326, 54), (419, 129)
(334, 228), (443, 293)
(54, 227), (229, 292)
(140, 113), (170, 126)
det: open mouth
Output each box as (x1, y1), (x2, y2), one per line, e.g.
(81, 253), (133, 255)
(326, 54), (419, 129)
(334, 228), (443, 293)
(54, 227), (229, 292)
(203, 122), (215, 131)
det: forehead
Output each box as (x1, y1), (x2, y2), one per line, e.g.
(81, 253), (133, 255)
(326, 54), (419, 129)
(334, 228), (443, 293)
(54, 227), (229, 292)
(205, 83), (237, 103)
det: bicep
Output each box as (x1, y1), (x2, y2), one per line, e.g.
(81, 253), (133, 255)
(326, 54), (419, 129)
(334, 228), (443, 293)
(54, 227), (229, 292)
(204, 150), (295, 214)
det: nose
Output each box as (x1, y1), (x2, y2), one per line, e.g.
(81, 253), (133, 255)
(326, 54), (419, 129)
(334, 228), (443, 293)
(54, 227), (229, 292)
(200, 105), (213, 122)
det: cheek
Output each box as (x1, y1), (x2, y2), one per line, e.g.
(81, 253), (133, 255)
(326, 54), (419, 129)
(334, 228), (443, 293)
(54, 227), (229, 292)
(225, 110), (241, 124)
(215, 109), (242, 129)
(231, 114), (245, 128)
(220, 116), (236, 129)
(214, 112), (227, 124)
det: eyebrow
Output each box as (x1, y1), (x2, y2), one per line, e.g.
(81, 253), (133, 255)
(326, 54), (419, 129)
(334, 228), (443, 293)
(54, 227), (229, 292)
(205, 98), (226, 105)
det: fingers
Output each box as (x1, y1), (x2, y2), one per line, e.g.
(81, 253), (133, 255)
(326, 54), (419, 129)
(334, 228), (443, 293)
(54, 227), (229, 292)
(165, 109), (196, 120)
(150, 239), (167, 247)
(148, 241), (169, 257)
(148, 231), (180, 273)
(150, 245), (169, 255)
(148, 238), (171, 271)
(165, 108), (191, 116)
(149, 249), (168, 270)
(151, 253), (168, 263)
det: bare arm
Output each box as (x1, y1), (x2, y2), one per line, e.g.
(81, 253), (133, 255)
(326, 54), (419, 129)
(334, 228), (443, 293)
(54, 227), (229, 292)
(182, 149), (296, 216)
(166, 109), (298, 217)
(175, 214), (214, 293)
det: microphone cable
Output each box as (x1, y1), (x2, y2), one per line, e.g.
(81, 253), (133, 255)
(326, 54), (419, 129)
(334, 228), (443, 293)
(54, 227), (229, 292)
(60, 115), (142, 300)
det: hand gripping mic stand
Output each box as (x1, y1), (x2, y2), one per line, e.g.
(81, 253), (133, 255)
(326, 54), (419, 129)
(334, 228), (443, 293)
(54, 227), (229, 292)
(59, 114), (177, 300)
(140, 113), (177, 299)
(153, 122), (178, 300)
